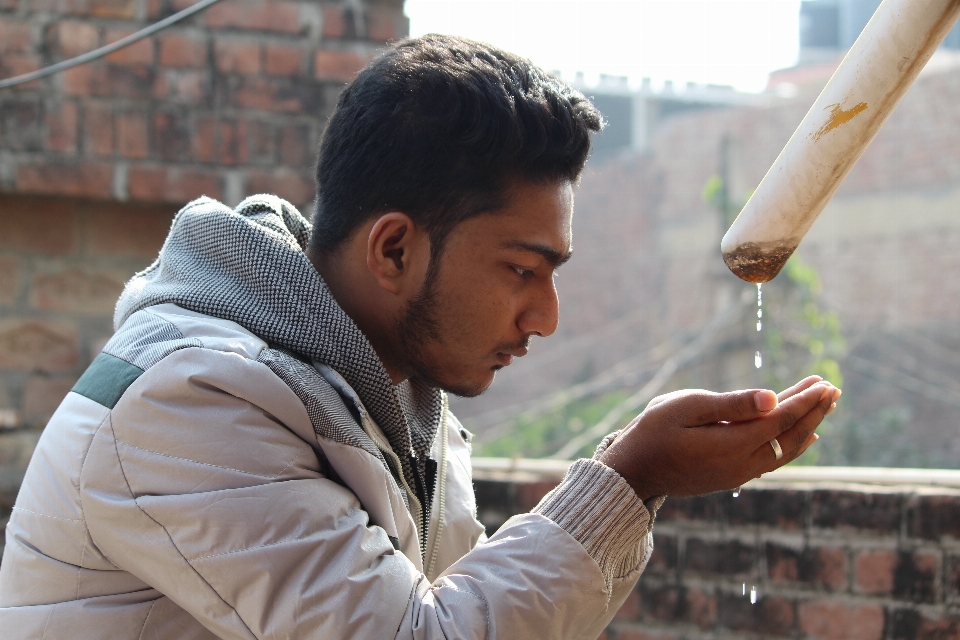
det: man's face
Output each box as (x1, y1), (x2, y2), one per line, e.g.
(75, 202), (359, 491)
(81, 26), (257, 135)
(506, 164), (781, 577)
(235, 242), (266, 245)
(396, 180), (574, 396)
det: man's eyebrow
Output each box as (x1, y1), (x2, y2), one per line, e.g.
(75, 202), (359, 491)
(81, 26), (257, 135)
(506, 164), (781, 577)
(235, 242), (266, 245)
(500, 241), (573, 267)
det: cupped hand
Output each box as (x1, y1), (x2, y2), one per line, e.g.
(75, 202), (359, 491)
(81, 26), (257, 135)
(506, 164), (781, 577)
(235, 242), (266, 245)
(598, 376), (840, 501)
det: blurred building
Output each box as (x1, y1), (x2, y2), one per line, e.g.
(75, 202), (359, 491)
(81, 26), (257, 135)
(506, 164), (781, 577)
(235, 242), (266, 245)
(799, 0), (960, 65)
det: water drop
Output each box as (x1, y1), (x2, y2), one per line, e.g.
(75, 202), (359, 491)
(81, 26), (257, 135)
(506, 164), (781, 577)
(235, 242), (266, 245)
(757, 283), (762, 306)
(742, 583), (746, 596)
(757, 309), (762, 318)
(757, 321), (762, 331)
(755, 351), (762, 368)
(750, 586), (757, 604)
(732, 487), (740, 497)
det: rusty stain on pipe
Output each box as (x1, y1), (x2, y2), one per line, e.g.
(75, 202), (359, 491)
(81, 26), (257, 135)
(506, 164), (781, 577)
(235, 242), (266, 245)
(720, 0), (960, 283)
(812, 102), (869, 141)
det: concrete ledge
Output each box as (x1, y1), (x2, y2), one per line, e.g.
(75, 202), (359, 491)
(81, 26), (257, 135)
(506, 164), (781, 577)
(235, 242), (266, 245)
(471, 457), (960, 489)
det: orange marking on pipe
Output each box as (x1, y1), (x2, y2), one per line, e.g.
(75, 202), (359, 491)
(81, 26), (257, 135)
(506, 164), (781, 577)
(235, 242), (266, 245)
(811, 102), (868, 141)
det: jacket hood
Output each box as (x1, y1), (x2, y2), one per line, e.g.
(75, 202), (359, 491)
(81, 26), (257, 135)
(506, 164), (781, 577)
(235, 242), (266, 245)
(115, 194), (443, 478)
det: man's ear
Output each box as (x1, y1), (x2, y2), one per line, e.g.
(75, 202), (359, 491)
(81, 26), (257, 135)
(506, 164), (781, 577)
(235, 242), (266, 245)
(366, 212), (426, 294)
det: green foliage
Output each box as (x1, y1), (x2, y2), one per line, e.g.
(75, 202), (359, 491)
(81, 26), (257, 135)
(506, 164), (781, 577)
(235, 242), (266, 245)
(766, 255), (846, 389)
(475, 391), (629, 459)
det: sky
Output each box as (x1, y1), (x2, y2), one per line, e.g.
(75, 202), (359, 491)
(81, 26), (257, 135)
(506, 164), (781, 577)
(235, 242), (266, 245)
(405, 0), (802, 94)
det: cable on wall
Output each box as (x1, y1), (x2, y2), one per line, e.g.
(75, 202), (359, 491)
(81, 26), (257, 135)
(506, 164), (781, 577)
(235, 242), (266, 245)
(0, 0), (222, 90)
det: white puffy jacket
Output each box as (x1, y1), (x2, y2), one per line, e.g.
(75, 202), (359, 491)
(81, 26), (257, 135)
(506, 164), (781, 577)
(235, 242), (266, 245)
(0, 196), (658, 639)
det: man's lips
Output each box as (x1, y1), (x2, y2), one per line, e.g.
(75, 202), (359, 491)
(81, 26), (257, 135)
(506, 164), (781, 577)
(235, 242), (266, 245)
(495, 346), (528, 366)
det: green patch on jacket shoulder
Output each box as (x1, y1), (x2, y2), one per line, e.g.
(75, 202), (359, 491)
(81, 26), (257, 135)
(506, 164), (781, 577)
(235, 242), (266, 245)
(72, 353), (145, 409)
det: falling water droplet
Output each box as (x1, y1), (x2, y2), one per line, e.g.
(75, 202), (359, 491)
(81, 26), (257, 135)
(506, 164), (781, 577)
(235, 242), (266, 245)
(742, 583), (746, 596)
(757, 309), (762, 318)
(755, 351), (762, 368)
(732, 487), (740, 497)
(750, 586), (757, 604)
(757, 283), (762, 306)
(757, 321), (762, 331)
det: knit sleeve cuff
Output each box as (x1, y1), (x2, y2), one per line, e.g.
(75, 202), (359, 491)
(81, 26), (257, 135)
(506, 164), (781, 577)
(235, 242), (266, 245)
(532, 458), (655, 581)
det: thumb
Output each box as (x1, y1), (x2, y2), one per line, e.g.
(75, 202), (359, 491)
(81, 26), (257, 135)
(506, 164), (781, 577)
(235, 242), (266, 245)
(649, 388), (779, 427)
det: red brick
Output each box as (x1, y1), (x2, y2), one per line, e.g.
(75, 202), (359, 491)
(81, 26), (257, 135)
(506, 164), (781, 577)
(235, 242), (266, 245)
(0, 21), (35, 54)
(685, 539), (755, 577)
(45, 101), (78, 154)
(116, 112), (149, 159)
(686, 587), (718, 628)
(615, 589), (640, 620)
(0, 319), (79, 372)
(31, 266), (126, 314)
(146, 0), (193, 17)
(152, 111), (189, 161)
(23, 375), (76, 425)
(717, 594), (795, 636)
(0, 54), (42, 88)
(766, 544), (847, 590)
(61, 62), (95, 96)
(278, 124), (311, 166)
(647, 535), (677, 574)
(798, 601), (884, 640)
(908, 495), (960, 541)
(214, 38), (261, 74)
(16, 161), (113, 199)
(0, 195), (78, 255)
(855, 549), (897, 594)
(264, 44), (302, 76)
(88, 0), (136, 19)
(83, 102), (114, 156)
(128, 165), (221, 203)
(314, 50), (362, 82)
(159, 32), (207, 68)
(84, 202), (173, 258)
(813, 490), (901, 533)
(205, 0), (301, 33)
(104, 28), (155, 65)
(218, 120), (249, 166)
(366, 7), (399, 41)
(0, 255), (21, 306)
(193, 116), (216, 162)
(169, 69), (209, 103)
(230, 76), (303, 112)
(52, 20), (98, 57)
(248, 120), (274, 159)
(246, 168), (313, 206)
(894, 551), (939, 603)
(321, 5), (346, 38)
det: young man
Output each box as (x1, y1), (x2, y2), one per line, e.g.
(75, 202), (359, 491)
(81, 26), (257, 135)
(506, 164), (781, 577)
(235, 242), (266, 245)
(0, 36), (837, 638)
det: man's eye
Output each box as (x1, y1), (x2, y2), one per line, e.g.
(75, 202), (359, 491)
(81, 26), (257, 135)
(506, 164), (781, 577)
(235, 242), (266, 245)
(512, 266), (535, 279)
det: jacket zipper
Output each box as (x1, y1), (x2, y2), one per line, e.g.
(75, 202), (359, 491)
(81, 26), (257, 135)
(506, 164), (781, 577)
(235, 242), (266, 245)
(360, 414), (425, 551)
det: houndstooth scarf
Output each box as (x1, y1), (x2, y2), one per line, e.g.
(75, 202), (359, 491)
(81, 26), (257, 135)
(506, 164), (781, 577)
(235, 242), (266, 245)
(114, 194), (444, 501)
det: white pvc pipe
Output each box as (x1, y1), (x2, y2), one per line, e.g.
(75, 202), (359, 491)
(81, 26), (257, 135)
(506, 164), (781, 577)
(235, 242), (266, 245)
(721, 0), (960, 283)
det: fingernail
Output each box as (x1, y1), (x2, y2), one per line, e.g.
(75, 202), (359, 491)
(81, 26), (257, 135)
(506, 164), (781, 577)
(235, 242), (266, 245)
(819, 385), (832, 401)
(813, 433), (820, 441)
(826, 402), (837, 415)
(755, 390), (777, 412)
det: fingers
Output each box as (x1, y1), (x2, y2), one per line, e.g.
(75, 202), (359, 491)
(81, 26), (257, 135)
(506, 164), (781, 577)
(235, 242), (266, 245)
(650, 388), (778, 427)
(777, 375), (823, 403)
(761, 382), (836, 442)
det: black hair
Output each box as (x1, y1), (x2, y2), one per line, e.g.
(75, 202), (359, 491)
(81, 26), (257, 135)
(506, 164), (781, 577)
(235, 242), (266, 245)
(311, 34), (603, 257)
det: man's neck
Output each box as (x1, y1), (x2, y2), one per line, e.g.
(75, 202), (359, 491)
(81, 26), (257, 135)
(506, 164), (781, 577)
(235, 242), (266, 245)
(307, 246), (407, 385)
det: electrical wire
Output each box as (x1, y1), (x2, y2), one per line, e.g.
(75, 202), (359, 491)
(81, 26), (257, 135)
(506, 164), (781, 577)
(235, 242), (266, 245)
(0, 0), (222, 90)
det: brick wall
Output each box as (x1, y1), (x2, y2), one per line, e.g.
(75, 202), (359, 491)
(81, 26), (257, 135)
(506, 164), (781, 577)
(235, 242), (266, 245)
(475, 475), (960, 640)
(0, 0), (404, 503)
(0, 0), (405, 210)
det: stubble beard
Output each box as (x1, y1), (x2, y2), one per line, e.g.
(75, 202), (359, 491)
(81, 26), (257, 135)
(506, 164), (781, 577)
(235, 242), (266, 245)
(394, 265), (491, 398)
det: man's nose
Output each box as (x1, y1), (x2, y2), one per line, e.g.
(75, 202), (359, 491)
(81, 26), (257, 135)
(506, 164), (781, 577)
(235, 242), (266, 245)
(517, 279), (560, 338)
